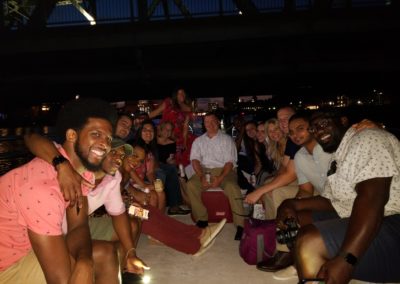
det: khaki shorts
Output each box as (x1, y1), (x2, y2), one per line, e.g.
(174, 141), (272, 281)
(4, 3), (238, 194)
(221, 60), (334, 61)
(89, 215), (115, 241)
(262, 179), (298, 220)
(0, 250), (46, 284)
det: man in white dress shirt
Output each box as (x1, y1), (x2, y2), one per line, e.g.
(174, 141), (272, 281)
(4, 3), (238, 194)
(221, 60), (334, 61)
(187, 112), (245, 240)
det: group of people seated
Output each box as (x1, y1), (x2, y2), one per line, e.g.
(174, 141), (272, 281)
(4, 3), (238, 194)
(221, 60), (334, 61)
(239, 106), (400, 283)
(0, 94), (399, 284)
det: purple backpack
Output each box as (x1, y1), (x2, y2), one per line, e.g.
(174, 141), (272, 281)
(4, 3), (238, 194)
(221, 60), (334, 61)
(239, 218), (276, 265)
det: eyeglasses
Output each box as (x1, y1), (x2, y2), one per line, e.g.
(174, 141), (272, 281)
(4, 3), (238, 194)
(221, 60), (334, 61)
(308, 118), (330, 134)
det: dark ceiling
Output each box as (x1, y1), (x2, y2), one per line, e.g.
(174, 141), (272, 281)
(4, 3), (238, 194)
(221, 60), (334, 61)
(1, 6), (400, 105)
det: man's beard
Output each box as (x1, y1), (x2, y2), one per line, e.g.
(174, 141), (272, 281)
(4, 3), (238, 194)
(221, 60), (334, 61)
(319, 131), (342, 154)
(74, 140), (103, 172)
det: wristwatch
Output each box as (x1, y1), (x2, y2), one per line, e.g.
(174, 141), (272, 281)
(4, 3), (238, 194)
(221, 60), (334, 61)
(52, 155), (67, 170)
(338, 251), (358, 266)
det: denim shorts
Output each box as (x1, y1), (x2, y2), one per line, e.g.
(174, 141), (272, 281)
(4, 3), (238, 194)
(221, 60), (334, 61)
(313, 214), (400, 282)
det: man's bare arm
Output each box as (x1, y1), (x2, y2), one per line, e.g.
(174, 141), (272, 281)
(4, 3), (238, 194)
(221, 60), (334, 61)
(111, 213), (149, 274)
(28, 231), (72, 284)
(65, 197), (94, 284)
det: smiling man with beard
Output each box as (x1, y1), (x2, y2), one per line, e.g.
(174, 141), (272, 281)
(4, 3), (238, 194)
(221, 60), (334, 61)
(0, 98), (117, 284)
(23, 133), (151, 284)
(276, 111), (400, 283)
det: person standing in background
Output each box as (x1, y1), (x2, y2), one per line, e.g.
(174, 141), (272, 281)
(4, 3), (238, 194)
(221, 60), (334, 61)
(149, 87), (195, 167)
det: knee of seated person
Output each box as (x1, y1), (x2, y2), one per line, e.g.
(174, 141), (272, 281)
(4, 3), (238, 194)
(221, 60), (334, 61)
(186, 179), (198, 190)
(295, 224), (320, 256)
(94, 242), (118, 264)
(222, 180), (240, 191)
(149, 194), (158, 207)
(156, 171), (167, 181)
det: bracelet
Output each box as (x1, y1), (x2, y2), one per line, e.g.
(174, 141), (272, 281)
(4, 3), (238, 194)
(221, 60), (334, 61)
(125, 247), (136, 259)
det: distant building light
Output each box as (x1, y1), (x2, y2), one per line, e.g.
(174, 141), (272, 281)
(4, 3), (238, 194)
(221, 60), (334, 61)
(357, 100), (363, 105)
(41, 105), (50, 111)
(238, 10), (243, 15)
(75, 94), (80, 100)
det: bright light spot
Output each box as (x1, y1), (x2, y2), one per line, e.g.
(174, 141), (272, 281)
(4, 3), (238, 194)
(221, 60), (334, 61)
(75, 94), (80, 100)
(142, 275), (151, 284)
(238, 10), (243, 15)
(90, 20), (96, 26)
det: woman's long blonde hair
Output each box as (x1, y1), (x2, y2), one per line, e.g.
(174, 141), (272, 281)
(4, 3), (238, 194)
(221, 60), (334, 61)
(265, 118), (286, 171)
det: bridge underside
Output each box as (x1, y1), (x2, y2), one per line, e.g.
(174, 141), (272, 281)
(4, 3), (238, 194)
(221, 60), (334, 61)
(1, 5), (400, 103)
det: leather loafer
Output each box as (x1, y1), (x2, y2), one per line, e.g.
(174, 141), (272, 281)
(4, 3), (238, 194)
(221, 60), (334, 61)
(256, 251), (293, 272)
(121, 272), (142, 284)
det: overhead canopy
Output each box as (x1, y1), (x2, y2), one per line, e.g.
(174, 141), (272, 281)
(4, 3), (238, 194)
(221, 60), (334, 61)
(1, 1), (399, 103)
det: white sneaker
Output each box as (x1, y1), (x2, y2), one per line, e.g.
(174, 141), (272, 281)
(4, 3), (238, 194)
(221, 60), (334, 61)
(272, 265), (298, 281)
(200, 218), (227, 248)
(193, 239), (216, 257)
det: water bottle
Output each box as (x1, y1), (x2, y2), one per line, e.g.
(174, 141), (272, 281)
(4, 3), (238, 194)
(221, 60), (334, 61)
(179, 163), (185, 178)
(205, 170), (211, 184)
(250, 172), (256, 187)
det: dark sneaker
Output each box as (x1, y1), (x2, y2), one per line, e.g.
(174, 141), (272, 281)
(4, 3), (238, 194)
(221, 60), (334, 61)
(256, 251), (293, 272)
(196, 220), (209, 228)
(234, 226), (244, 240)
(167, 206), (191, 216)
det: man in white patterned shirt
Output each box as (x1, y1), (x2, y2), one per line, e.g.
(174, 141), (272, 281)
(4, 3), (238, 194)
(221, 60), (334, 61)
(187, 112), (245, 240)
(277, 111), (400, 283)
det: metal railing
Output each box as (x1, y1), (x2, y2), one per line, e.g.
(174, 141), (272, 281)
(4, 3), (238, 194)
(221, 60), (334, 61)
(1, 0), (391, 30)
(0, 127), (58, 176)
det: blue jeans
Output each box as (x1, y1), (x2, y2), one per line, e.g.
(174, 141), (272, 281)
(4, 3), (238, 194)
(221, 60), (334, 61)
(156, 163), (182, 207)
